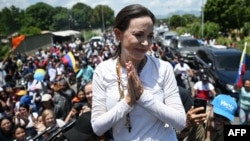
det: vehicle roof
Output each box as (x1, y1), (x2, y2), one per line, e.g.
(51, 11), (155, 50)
(198, 46), (242, 55)
(163, 31), (178, 36)
(173, 36), (196, 41)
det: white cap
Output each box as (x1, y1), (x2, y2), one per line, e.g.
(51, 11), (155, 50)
(41, 94), (52, 102)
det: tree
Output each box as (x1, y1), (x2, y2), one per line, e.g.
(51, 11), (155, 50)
(204, 0), (249, 31)
(0, 6), (23, 35)
(169, 15), (182, 29)
(53, 7), (71, 30)
(92, 5), (115, 32)
(71, 3), (93, 30)
(25, 2), (55, 30)
(182, 14), (197, 26)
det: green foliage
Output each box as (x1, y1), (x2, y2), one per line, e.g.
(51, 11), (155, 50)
(20, 26), (41, 36)
(205, 0), (249, 31)
(53, 7), (71, 30)
(71, 3), (93, 30)
(25, 2), (56, 30)
(169, 15), (182, 28)
(0, 6), (23, 35)
(203, 22), (220, 38)
(92, 5), (115, 31)
(0, 45), (10, 59)
(216, 36), (232, 45)
(242, 22), (250, 37)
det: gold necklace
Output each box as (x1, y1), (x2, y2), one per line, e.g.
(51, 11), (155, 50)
(115, 56), (146, 133)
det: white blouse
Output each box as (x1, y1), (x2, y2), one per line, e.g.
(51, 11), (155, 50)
(91, 55), (186, 141)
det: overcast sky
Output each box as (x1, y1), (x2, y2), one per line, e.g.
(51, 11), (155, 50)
(1, 0), (207, 16)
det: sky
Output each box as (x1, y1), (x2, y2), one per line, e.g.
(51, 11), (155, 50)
(1, 0), (207, 16)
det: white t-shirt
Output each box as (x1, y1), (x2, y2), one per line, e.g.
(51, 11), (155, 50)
(174, 63), (191, 78)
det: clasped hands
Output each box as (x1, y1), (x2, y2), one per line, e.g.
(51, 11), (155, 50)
(125, 61), (144, 106)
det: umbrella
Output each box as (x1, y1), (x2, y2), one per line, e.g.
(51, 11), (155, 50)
(34, 69), (46, 81)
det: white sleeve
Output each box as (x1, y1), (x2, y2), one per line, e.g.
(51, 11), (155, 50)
(91, 61), (133, 136)
(137, 62), (186, 131)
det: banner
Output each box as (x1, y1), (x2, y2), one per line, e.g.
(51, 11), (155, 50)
(11, 34), (25, 48)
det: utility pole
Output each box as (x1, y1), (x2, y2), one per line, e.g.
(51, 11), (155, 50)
(102, 6), (105, 33)
(201, 0), (204, 38)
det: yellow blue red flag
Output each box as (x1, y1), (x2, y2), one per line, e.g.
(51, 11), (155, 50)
(235, 42), (247, 87)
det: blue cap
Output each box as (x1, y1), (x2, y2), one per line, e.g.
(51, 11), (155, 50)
(211, 94), (237, 121)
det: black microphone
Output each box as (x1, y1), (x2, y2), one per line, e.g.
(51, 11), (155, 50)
(47, 118), (76, 141)
(32, 125), (55, 141)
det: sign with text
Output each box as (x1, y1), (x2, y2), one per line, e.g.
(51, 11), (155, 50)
(224, 125), (250, 140)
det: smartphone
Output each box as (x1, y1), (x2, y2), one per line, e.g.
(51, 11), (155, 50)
(193, 98), (207, 114)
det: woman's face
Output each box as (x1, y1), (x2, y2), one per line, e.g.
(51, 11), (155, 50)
(19, 107), (28, 116)
(244, 80), (250, 92)
(0, 91), (7, 100)
(37, 116), (43, 124)
(0, 119), (12, 132)
(14, 127), (26, 140)
(84, 84), (92, 102)
(115, 16), (154, 62)
(45, 113), (55, 127)
(77, 91), (85, 101)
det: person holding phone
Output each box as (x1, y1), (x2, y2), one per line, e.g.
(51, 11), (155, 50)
(177, 86), (207, 141)
(91, 4), (186, 141)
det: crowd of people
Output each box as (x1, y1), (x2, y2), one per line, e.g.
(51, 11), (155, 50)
(0, 3), (249, 141)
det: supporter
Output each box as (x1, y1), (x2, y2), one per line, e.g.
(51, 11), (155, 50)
(38, 93), (65, 120)
(234, 79), (250, 124)
(76, 60), (94, 91)
(176, 86), (207, 141)
(14, 103), (38, 138)
(205, 94), (237, 141)
(64, 103), (83, 123)
(173, 57), (193, 90)
(12, 125), (31, 141)
(192, 74), (216, 100)
(37, 109), (66, 140)
(72, 89), (87, 106)
(57, 79), (75, 108)
(47, 61), (57, 83)
(83, 80), (93, 109)
(0, 117), (15, 141)
(52, 81), (72, 120)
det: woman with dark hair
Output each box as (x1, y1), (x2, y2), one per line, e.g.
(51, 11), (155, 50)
(91, 4), (186, 141)
(14, 103), (38, 138)
(0, 117), (14, 141)
(12, 125), (31, 141)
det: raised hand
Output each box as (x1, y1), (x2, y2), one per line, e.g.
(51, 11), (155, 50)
(186, 107), (207, 128)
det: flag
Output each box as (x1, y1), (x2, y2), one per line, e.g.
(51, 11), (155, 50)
(11, 34), (25, 48)
(235, 42), (247, 87)
(62, 51), (79, 73)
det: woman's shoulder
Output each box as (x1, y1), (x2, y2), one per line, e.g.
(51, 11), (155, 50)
(147, 55), (173, 68)
(94, 58), (116, 71)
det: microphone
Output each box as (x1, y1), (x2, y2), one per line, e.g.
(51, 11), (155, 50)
(47, 118), (76, 141)
(32, 125), (55, 140)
